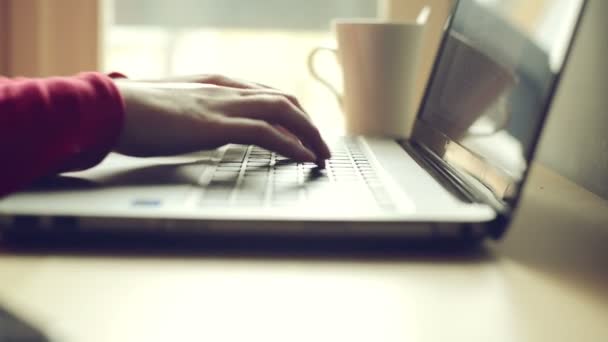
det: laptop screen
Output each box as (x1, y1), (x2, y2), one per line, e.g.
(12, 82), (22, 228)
(415, 0), (586, 204)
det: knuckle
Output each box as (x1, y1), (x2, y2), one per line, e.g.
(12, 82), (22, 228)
(251, 121), (274, 137)
(206, 116), (231, 137)
(206, 73), (228, 83)
(285, 93), (299, 104)
(270, 95), (292, 110)
(203, 73), (219, 81)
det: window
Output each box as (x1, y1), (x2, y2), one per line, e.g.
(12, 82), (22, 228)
(104, 0), (377, 133)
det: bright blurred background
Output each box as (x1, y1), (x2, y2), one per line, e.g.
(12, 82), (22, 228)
(103, 0), (378, 134)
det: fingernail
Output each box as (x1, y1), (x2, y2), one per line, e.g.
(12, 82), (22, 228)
(303, 148), (317, 162)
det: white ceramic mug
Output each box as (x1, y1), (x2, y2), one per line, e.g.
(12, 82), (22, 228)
(307, 19), (425, 138)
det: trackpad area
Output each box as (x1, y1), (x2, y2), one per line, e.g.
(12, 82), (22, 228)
(1, 155), (213, 212)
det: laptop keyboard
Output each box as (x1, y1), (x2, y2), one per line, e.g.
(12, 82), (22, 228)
(199, 138), (395, 209)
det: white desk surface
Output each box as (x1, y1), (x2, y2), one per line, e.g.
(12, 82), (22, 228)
(1, 163), (607, 342)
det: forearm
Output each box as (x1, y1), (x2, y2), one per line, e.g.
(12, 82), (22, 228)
(0, 72), (125, 196)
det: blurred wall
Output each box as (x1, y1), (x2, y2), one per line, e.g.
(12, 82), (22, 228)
(2, 0), (101, 77)
(536, 0), (608, 198)
(114, 0), (377, 30)
(0, 0), (8, 74)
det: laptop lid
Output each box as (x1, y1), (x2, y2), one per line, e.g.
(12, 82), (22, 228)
(411, 0), (587, 228)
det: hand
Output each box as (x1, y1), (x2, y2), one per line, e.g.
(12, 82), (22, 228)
(113, 74), (331, 166)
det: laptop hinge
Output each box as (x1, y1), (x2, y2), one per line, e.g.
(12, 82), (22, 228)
(401, 140), (510, 217)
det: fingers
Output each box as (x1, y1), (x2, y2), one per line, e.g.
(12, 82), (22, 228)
(204, 77), (308, 116)
(199, 74), (271, 90)
(162, 74), (309, 117)
(155, 74), (331, 163)
(225, 95), (331, 161)
(223, 118), (317, 163)
(275, 124), (327, 169)
(199, 75), (309, 116)
(238, 88), (308, 117)
(157, 74), (274, 92)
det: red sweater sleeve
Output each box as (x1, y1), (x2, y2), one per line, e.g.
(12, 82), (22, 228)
(0, 72), (125, 197)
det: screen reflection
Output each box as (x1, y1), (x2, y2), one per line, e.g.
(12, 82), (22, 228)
(416, 0), (585, 202)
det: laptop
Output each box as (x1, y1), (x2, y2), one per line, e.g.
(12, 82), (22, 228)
(0, 0), (588, 243)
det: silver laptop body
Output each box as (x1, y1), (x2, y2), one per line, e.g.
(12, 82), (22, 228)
(0, 0), (589, 242)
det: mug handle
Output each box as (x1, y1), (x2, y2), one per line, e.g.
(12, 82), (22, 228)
(307, 46), (343, 108)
